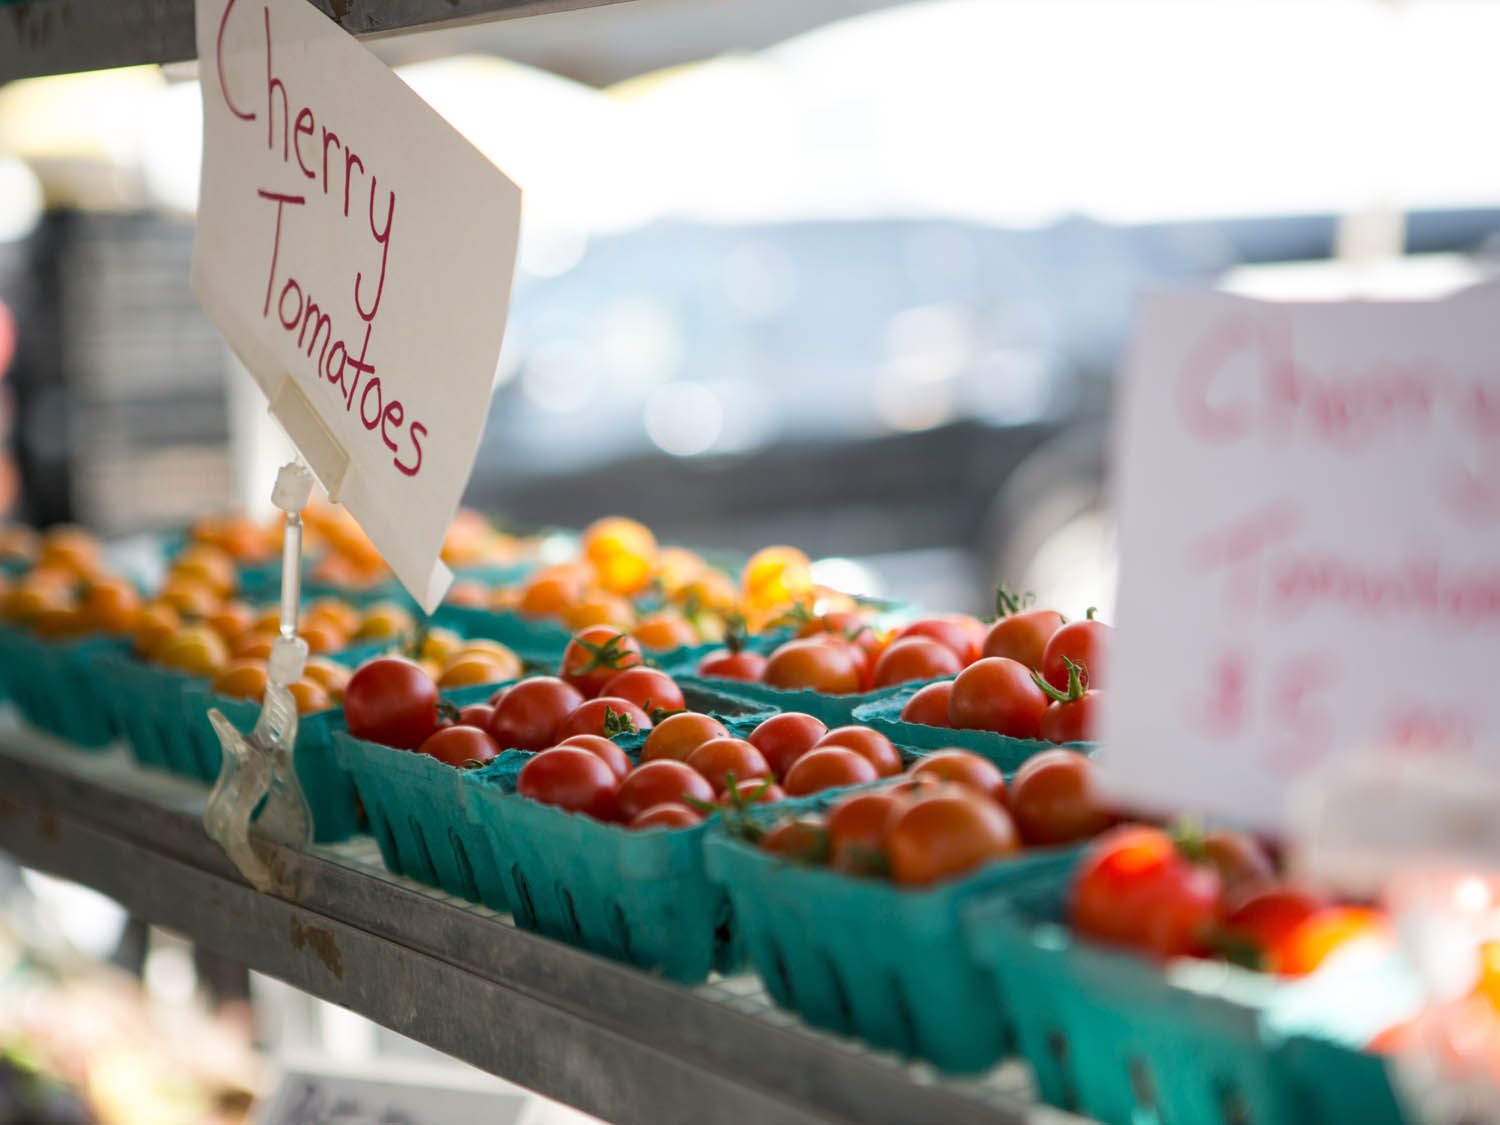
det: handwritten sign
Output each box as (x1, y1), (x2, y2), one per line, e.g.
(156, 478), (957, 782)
(1102, 283), (1500, 831)
(257, 1059), (530, 1125)
(192, 0), (521, 611)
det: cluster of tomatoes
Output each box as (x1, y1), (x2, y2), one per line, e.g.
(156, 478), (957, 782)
(889, 602), (1110, 742)
(1070, 823), (1389, 975)
(757, 747), (1114, 887)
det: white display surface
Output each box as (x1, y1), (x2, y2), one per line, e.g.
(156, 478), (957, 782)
(192, 0), (521, 611)
(1103, 283), (1500, 830)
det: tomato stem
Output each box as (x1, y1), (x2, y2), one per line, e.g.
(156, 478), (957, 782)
(1031, 656), (1087, 703)
(601, 705), (638, 738)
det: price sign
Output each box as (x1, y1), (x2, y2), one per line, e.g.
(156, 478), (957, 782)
(1102, 283), (1500, 831)
(192, 0), (521, 611)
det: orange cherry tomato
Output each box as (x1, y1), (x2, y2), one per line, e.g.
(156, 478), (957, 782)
(813, 726), (902, 777)
(211, 659), (269, 701)
(763, 637), (862, 695)
(900, 681), (953, 727)
(685, 737), (771, 795)
(871, 636), (962, 688)
(641, 712), (729, 762)
(887, 791), (1020, 887)
(908, 750), (1008, 805)
(783, 746), (879, 796)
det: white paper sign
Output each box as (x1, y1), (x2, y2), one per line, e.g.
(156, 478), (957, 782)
(1104, 283), (1500, 831)
(192, 0), (521, 611)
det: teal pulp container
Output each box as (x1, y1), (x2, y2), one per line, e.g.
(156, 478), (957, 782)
(703, 796), (1080, 1073)
(465, 750), (741, 984)
(963, 868), (1408, 1125)
(0, 629), (126, 748)
(331, 682), (514, 909)
(95, 652), (213, 776)
(854, 688), (1094, 772)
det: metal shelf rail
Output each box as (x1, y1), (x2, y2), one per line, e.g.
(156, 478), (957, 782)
(0, 719), (1078, 1125)
(0, 0), (631, 82)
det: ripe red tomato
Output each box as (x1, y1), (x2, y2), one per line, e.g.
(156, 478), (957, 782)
(488, 676), (584, 751)
(887, 791), (1019, 886)
(685, 737), (771, 794)
(721, 777), (785, 806)
(1220, 886), (1326, 972)
(893, 614), (986, 665)
(344, 657), (440, 750)
(641, 712), (727, 762)
(983, 608), (1065, 671)
(561, 626), (644, 697)
(418, 724), (500, 768)
(827, 790), (906, 875)
(763, 637), (862, 695)
(871, 636), (962, 689)
(628, 803), (703, 830)
(457, 703), (495, 729)
(557, 733), (631, 780)
(908, 749), (1007, 804)
(697, 648), (768, 681)
(517, 747), (619, 820)
(615, 760), (716, 821)
(813, 726), (902, 778)
(747, 712), (827, 777)
(760, 817), (830, 864)
(553, 696), (653, 740)
(598, 667), (686, 715)
(899, 681), (953, 727)
(1070, 825), (1225, 958)
(1008, 749), (1113, 845)
(783, 746), (879, 796)
(948, 657), (1049, 738)
(1041, 614), (1111, 691)
(1276, 907), (1388, 977)
(1038, 689), (1104, 743)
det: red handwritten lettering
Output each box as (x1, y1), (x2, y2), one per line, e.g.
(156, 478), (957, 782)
(355, 178), (394, 323)
(395, 422), (425, 478)
(216, 0), (255, 122)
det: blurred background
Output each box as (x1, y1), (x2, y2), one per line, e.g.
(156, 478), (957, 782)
(2, 0), (1500, 614)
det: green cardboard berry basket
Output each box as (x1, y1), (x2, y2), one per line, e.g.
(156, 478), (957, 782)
(465, 749), (741, 985)
(853, 685), (1095, 772)
(702, 794), (1080, 1073)
(331, 681), (516, 909)
(963, 866), (1409, 1125)
(95, 651), (213, 775)
(0, 627), (127, 748)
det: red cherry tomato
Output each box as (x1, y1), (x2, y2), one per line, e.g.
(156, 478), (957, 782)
(1038, 690), (1103, 743)
(1008, 749), (1113, 845)
(488, 676), (584, 751)
(908, 749), (1008, 804)
(615, 760), (716, 821)
(418, 724), (500, 768)
(517, 747), (619, 820)
(1220, 886), (1327, 973)
(686, 737), (771, 794)
(887, 791), (1020, 887)
(813, 725), (902, 778)
(871, 636), (963, 689)
(697, 648), (768, 681)
(628, 803), (703, 830)
(641, 712), (728, 762)
(760, 817), (830, 864)
(458, 703), (495, 728)
(1070, 825), (1225, 958)
(598, 666), (685, 715)
(948, 657), (1049, 738)
(783, 746), (879, 796)
(827, 789), (906, 875)
(561, 626), (644, 698)
(557, 733), (631, 780)
(343, 657), (440, 750)
(763, 637), (862, 695)
(1041, 614), (1111, 691)
(747, 712), (828, 778)
(900, 681), (952, 727)
(983, 607), (1065, 671)
(553, 696), (653, 741)
(1202, 831), (1277, 902)
(893, 614), (986, 665)
(721, 777), (785, 806)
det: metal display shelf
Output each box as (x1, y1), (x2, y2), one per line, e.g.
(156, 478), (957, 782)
(0, 718), (1079, 1125)
(0, 0), (630, 82)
